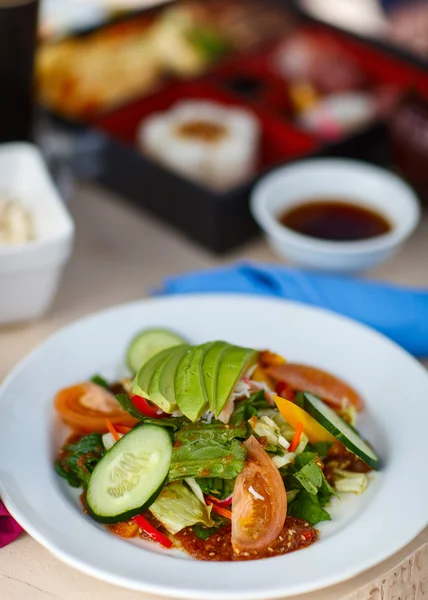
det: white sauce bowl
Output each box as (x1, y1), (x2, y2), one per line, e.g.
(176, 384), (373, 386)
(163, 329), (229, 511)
(251, 158), (420, 273)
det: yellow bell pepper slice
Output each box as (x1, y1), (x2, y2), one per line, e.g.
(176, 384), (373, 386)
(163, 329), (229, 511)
(251, 365), (273, 386)
(274, 395), (335, 444)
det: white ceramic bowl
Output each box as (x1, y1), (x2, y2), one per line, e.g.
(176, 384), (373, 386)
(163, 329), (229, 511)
(0, 143), (74, 324)
(251, 158), (420, 273)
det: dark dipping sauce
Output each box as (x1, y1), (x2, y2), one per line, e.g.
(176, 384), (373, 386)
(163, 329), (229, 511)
(279, 199), (391, 242)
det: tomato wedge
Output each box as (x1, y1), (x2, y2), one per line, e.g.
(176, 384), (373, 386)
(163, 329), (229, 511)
(266, 363), (363, 411)
(55, 382), (137, 433)
(232, 436), (287, 555)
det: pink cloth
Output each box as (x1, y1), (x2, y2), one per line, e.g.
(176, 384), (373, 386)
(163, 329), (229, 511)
(0, 501), (22, 548)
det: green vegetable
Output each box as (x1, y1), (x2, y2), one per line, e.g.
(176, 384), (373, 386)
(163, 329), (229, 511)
(293, 452), (335, 500)
(229, 391), (270, 425)
(250, 415), (289, 452)
(306, 441), (332, 460)
(192, 523), (219, 540)
(132, 347), (177, 399)
(175, 422), (246, 445)
(294, 457), (325, 495)
(302, 392), (379, 470)
(86, 425), (172, 524)
(55, 433), (105, 489)
(202, 341), (228, 411)
(282, 451), (335, 525)
(196, 477), (235, 500)
(334, 470), (368, 494)
(90, 374), (109, 390)
(216, 345), (258, 416)
(288, 490), (332, 525)
(294, 392), (306, 409)
(149, 481), (213, 535)
(148, 345), (191, 413)
(286, 489), (299, 503)
(175, 344), (210, 422)
(272, 413), (296, 442)
(168, 439), (246, 481)
(127, 328), (186, 374)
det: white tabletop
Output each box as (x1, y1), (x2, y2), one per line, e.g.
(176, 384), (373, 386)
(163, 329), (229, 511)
(0, 181), (427, 600)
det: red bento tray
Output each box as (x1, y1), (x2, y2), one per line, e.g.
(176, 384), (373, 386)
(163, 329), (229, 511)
(206, 24), (428, 124)
(94, 80), (318, 173)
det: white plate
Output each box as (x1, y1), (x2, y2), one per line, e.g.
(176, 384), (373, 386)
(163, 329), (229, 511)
(0, 294), (427, 599)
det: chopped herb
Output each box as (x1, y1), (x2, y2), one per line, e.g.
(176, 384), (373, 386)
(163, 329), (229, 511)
(229, 391), (270, 425)
(192, 524), (219, 540)
(306, 441), (332, 460)
(55, 433), (105, 489)
(196, 477), (235, 500)
(90, 374), (109, 390)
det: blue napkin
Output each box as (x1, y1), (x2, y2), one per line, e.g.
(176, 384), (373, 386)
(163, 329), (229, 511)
(161, 262), (428, 357)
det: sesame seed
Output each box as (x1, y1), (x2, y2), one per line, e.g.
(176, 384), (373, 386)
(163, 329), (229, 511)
(289, 529), (296, 534)
(304, 523), (310, 527)
(287, 542), (292, 548)
(243, 552), (250, 557)
(209, 552), (215, 557)
(279, 536), (284, 542)
(234, 549), (240, 554)
(217, 537), (222, 542)
(268, 547), (274, 552)
(301, 535), (306, 541)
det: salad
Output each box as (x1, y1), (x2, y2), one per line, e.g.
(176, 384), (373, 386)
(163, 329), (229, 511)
(54, 328), (379, 561)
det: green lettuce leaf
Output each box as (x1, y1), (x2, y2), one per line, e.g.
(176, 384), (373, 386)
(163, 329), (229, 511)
(287, 490), (331, 525)
(176, 422), (246, 444)
(55, 433), (105, 489)
(168, 439), (246, 481)
(149, 481), (214, 535)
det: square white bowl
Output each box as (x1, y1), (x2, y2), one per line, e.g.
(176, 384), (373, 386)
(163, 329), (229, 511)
(0, 143), (74, 323)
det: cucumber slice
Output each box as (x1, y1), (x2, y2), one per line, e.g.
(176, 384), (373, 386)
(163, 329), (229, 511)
(86, 425), (172, 523)
(302, 392), (379, 470)
(127, 328), (187, 374)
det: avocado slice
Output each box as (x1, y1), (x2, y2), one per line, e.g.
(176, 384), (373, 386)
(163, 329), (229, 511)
(202, 341), (229, 411)
(132, 347), (176, 399)
(175, 343), (210, 422)
(148, 344), (191, 413)
(216, 345), (258, 416)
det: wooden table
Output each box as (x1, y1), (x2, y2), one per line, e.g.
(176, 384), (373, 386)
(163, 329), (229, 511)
(1, 182), (427, 600)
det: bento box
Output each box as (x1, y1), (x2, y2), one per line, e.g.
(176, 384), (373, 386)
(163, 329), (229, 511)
(36, 0), (428, 252)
